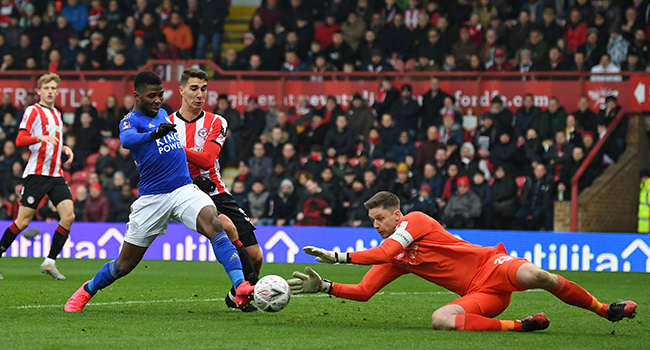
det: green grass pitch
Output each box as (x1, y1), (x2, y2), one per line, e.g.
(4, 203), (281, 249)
(0, 257), (647, 350)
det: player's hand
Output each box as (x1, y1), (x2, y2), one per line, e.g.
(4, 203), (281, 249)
(150, 123), (177, 140)
(62, 145), (74, 166)
(193, 176), (216, 193)
(287, 266), (332, 294)
(37, 135), (58, 145)
(303, 246), (350, 264)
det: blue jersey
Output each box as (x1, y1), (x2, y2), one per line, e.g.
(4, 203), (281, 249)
(119, 109), (192, 196)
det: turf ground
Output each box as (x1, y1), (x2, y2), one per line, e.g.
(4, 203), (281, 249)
(0, 257), (646, 350)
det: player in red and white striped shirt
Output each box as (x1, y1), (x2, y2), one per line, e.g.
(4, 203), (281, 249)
(0, 73), (75, 281)
(171, 68), (262, 312)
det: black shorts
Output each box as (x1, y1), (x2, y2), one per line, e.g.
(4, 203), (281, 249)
(211, 193), (258, 247)
(20, 175), (72, 209)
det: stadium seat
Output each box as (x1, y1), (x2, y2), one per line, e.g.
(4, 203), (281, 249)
(300, 156), (307, 166)
(62, 170), (71, 184)
(348, 157), (359, 166)
(404, 58), (416, 71)
(388, 58), (405, 72)
(414, 141), (422, 148)
(132, 188), (139, 196)
(84, 153), (100, 171)
(516, 176), (527, 196)
(71, 170), (90, 184)
(106, 138), (121, 156)
(327, 157), (335, 166)
(69, 182), (85, 201)
(372, 158), (385, 169)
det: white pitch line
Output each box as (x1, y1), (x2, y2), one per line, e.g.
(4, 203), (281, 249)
(5, 289), (544, 310)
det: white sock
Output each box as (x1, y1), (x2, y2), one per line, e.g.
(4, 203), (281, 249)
(43, 257), (56, 265)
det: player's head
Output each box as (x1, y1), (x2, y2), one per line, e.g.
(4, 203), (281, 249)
(133, 70), (163, 117)
(179, 67), (208, 110)
(37, 73), (61, 107)
(364, 191), (402, 238)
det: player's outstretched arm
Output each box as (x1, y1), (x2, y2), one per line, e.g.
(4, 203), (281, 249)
(15, 129), (58, 147)
(287, 266), (332, 294)
(303, 246), (350, 264)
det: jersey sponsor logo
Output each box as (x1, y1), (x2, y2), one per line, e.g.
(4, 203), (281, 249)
(46, 124), (63, 134)
(155, 133), (183, 154)
(494, 255), (515, 265)
(198, 127), (208, 139)
(121, 120), (131, 130)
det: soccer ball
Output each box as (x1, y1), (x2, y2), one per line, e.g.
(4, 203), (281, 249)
(253, 275), (291, 312)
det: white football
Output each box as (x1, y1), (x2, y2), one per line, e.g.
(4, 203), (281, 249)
(253, 275), (291, 312)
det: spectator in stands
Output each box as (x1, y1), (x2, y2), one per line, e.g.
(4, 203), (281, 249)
(1, 112), (18, 142)
(438, 110), (463, 146)
(412, 12), (431, 49)
(62, 135), (84, 174)
(83, 183), (110, 222)
(247, 180), (271, 225)
(95, 143), (115, 175)
(74, 186), (87, 222)
(486, 96), (513, 137)
(540, 46), (570, 71)
(105, 0), (123, 28)
(98, 95), (120, 139)
(249, 13), (268, 42)
(279, 143), (301, 178)
(391, 162), (417, 204)
(314, 14), (339, 49)
(75, 112), (102, 157)
(50, 16), (73, 49)
(235, 161), (254, 191)
(591, 53), (622, 82)
(459, 142), (491, 180)
(544, 130), (574, 175)
(565, 115), (583, 147)
(389, 131), (417, 164)
(61, 0), (88, 33)
(341, 11), (365, 52)
(220, 49), (241, 70)
(247, 53), (262, 72)
(540, 8), (563, 48)
(362, 48), (395, 72)
(480, 28), (505, 70)
(248, 142), (273, 180)
(269, 178), (299, 226)
(390, 84), (420, 137)
(420, 78), (449, 134)
(473, 113), (498, 159)
(564, 9), (588, 52)
(14, 34), (36, 69)
(579, 28), (606, 68)
(264, 160), (286, 194)
(353, 151), (376, 178)
(374, 113), (398, 158)
(323, 30), (353, 71)
(490, 164), (518, 229)
(490, 131), (517, 172)
(212, 94), (240, 165)
(259, 32), (283, 71)
(387, 13), (413, 60)
(452, 27), (478, 68)
(510, 10), (536, 55)
(340, 177), (372, 227)
(523, 30), (548, 66)
(487, 48), (512, 71)
(470, 170), (493, 229)
(323, 114), (355, 158)
(441, 176), (482, 229)
(355, 29), (379, 67)
(514, 93), (542, 142)
(621, 46), (644, 71)
(295, 179), (335, 226)
(98, 158), (117, 190)
(287, 94), (315, 126)
(377, 157), (398, 191)
(196, 0), (228, 60)
(608, 27), (629, 66)
(60, 32), (82, 68)
(106, 171), (125, 204)
(236, 96), (266, 160)
(86, 32), (107, 70)
(115, 145), (138, 187)
(597, 95), (626, 155)
(516, 163), (554, 230)
(231, 179), (248, 209)
(415, 126), (444, 168)
(319, 96), (345, 124)
(261, 101), (280, 138)
(372, 77), (399, 118)
(519, 128), (543, 167)
(281, 49), (308, 72)
(163, 12), (193, 59)
(418, 27), (447, 66)
(441, 52), (461, 71)
(302, 144), (326, 178)
(572, 96), (597, 133)
(346, 93), (374, 143)
(513, 49), (539, 72)
(264, 126), (286, 161)
(256, 0), (282, 26)
(110, 183), (135, 222)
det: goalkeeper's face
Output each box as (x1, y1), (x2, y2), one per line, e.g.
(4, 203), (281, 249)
(368, 206), (401, 238)
(180, 77), (207, 110)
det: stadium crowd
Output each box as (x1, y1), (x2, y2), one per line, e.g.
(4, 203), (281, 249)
(0, 0), (636, 230)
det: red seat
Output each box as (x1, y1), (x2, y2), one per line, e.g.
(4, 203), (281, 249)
(372, 158), (385, 170)
(85, 153), (100, 170)
(106, 138), (121, 156)
(388, 58), (405, 72)
(348, 157), (359, 166)
(69, 182), (86, 201)
(132, 187), (139, 197)
(300, 156), (307, 166)
(71, 170), (89, 183)
(404, 58), (416, 71)
(414, 141), (423, 148)
(516, 176), (527, 197)
(62, 170), (71, 184)
(327, 158), (335, 166)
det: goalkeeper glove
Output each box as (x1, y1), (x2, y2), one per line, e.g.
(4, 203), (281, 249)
(193, 176), (216, 193)
(303, 246), (350, 264)
(150, 123), (177, 140)
(287, 266), (332, 294)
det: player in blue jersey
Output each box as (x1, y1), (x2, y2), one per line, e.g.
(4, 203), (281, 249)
(64, 71), (255, 312)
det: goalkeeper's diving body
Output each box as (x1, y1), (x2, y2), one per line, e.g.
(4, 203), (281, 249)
(64, 71), (255, 312)
(289, 191), (637, 331)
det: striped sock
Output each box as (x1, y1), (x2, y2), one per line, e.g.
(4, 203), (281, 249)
(47, 225), (70, 260)
(0, 222), (22, 254)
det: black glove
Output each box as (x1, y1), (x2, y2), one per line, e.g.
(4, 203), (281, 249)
(150, 123), (177, 140)
(193, 176), (216, 193)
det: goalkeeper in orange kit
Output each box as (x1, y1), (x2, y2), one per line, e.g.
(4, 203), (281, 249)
(288, 191), (637, 331)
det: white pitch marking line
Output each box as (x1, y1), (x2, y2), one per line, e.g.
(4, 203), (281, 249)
(5, 289), (544, 310)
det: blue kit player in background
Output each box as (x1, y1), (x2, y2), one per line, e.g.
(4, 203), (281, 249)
(65, 71), (255, 312)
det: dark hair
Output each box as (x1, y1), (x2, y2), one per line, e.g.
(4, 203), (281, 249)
(364, 191), (400, 211)
(180, 67), (208, 87)
(605, 95), (617, 103)
(134, 70), (162, 92)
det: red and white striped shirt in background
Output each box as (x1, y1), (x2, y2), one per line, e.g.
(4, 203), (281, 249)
(170, 111), (230, 195)
(404, 8), (423, 30)
(0, 4), (13, 28)
(19, 104), (64, 178)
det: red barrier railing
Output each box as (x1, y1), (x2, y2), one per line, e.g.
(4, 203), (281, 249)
(570, 110), (626, 232)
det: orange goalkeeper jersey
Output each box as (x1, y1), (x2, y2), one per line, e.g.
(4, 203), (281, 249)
(347, 211), (507, 296)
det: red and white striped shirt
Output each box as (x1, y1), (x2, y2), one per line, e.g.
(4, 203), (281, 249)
(170, 110), (229, 195)
(19, 104), (64, 178)
(404, 9), (423, 30)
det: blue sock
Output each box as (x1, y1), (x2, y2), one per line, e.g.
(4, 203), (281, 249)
(211, 232), (245, 288)
(85, 260), (119, 296)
